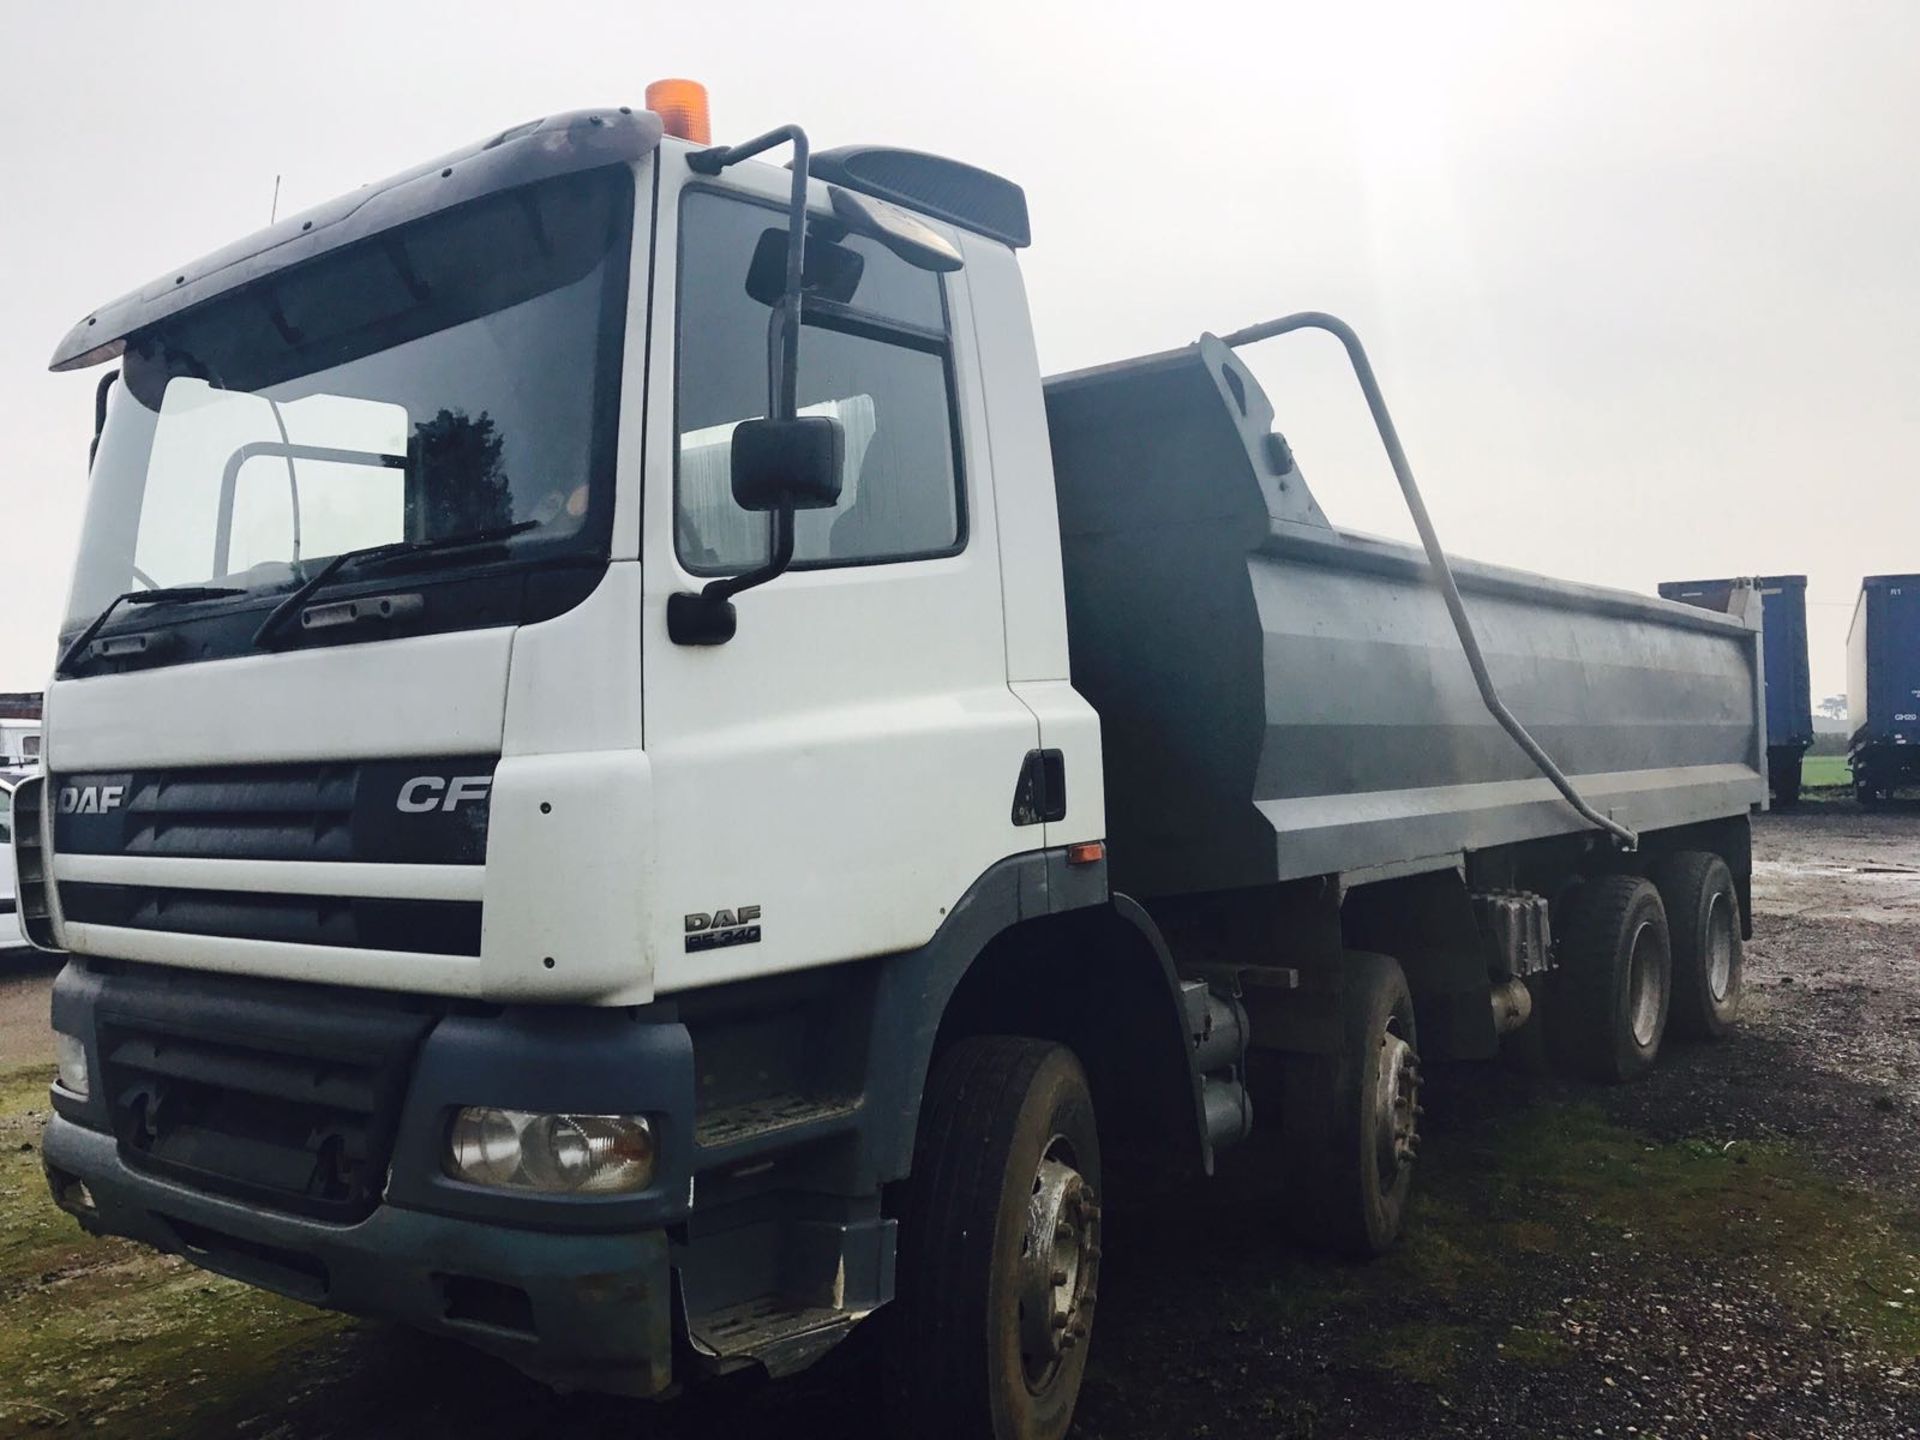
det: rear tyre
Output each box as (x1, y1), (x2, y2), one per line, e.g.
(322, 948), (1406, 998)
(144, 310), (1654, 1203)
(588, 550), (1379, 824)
(1558, 875), (1671, 1083)
(1650, 851), (1743, 1040)
(885, 1036), (1101, 1440)
(1282, 951), (1420, 1258)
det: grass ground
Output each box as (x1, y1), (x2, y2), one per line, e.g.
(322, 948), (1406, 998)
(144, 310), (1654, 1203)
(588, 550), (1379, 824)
(1800, 753), (1852, 788)
(0, 1068), (354, 1437)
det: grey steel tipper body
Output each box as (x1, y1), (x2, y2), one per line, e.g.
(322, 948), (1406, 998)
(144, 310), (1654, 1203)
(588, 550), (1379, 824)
(1044, 335), (1767, 900)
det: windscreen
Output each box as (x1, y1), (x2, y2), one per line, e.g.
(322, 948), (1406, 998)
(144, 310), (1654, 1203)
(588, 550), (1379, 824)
(64, 165), (634, 632)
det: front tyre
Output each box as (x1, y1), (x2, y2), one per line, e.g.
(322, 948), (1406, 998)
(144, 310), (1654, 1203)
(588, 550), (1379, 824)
(886, 1036), (1101, 1440)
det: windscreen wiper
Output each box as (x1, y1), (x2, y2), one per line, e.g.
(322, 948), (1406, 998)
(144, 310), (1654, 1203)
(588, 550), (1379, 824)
(58, 584), (245, 674)
(252, 519), (540, 650)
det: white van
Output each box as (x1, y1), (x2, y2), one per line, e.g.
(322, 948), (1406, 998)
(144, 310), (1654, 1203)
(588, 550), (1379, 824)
(0, 719), (41, 770)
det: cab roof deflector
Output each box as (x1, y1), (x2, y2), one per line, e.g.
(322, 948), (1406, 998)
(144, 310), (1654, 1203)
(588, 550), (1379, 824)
(49, 107), (663, 373)
(809, 146), (1030, 249)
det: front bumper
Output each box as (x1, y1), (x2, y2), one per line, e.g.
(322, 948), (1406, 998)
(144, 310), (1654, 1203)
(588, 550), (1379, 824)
(44, 1119), (675, 1394)
(44, 959), (698, 1396)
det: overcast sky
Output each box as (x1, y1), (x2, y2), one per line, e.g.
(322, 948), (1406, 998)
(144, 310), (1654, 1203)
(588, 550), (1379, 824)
(3, 1), (1915, 703)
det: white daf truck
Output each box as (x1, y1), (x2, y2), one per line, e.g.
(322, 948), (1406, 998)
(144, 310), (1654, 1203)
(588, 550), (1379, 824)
(23, 87), (1765, 1440)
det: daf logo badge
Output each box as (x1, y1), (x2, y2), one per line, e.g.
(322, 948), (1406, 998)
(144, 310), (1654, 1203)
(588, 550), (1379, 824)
(685, 905), (762, 953)
(59, 784), (126, 815)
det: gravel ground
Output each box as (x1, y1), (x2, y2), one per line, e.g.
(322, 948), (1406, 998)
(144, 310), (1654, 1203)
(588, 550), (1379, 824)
(1609, 804), (1920, 1200)
(0, 952), (60, 1072)
(1, 805), (1917, 1439)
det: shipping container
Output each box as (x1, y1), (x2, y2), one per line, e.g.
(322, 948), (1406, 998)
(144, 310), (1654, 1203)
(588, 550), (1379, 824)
(1659, 575), (1812, 803)
(1846, 573), (1920, 805)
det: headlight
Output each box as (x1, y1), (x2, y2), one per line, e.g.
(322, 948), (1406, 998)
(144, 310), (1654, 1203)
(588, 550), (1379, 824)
(54, 1031), (89, 1100)
(444, 1108), (656, 1195)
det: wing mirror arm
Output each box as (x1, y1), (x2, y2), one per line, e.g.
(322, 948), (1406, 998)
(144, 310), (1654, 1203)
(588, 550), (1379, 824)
(669, 124), (829, 648)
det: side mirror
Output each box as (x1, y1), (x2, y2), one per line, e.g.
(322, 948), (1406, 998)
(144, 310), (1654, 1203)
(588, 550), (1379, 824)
(666, 413), (847, 647)
(730, 415), (845, 513)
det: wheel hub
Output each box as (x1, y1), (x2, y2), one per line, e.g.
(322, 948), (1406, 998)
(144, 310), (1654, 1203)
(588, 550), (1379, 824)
(1627, 919), (1661, 1046)
(1017, 1144), (1100, 1386)
(1371, 1026), (1421, 1180)
(1704, 893), (1733, 1003)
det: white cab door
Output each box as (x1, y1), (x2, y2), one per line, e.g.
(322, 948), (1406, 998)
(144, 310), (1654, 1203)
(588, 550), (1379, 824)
(641, 149), (1039, 993)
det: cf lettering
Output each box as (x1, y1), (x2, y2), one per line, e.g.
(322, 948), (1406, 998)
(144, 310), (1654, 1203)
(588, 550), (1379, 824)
(396, 775), (494, 813)
(444, 775), (492, 810)
(396, 777), (445, 812)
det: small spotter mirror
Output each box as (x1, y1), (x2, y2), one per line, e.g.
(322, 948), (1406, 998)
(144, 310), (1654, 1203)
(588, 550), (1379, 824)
(829, 187), (964, 273)
(746, 226), (865, 308)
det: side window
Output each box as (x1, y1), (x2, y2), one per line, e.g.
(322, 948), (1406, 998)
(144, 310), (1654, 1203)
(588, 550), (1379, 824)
(675, 189), (963, 572)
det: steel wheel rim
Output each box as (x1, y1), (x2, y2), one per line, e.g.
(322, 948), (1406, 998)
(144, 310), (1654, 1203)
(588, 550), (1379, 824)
(1016, 1135), (1100, 1391)
(1704, 893), (1734, 1003)
(1371, 1019), (1421, 1185)
(1627, 920), (1661, 1047)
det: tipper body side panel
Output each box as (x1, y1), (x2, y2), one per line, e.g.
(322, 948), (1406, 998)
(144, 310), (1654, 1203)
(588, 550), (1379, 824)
(1045, 338), (1765, 900)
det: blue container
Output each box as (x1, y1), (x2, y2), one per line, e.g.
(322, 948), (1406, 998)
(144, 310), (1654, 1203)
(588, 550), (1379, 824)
(1660, 575), (1812, 802)
(1846, 573), (1920, 804)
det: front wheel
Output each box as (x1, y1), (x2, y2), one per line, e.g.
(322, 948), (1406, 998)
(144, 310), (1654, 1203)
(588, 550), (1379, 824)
(886, 1036), (1102, 1440)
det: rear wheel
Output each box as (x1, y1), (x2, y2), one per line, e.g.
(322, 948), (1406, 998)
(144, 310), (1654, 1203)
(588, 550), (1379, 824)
(1558, 875), (1671, 1083)
(1281, 951), (1420, 1258)
(885, 1036), (1101, 1440)
(1650, 851), (1742, 1040)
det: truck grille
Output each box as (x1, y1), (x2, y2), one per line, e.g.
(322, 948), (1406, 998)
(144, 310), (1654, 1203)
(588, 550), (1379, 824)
(96, 966), (436, 1221)
(46, 757), (493, 956)
(52, 757), (495, 865)
(8, 776), (57, 949)
(61, 883), (482, 956)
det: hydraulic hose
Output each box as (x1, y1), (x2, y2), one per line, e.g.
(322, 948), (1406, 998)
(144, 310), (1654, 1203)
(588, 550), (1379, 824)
(1221, 312), (1638, 851)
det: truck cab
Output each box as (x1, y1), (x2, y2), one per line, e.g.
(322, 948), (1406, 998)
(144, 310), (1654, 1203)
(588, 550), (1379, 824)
(30, 102), (1121, 1418)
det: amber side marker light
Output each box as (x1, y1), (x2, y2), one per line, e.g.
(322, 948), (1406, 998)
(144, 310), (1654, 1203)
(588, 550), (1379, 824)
(646, 78), (711, 144)
(1067, 841), (1105, 866)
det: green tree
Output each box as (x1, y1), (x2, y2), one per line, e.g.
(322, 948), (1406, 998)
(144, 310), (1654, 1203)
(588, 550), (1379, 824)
(411, 408), (513, 536)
